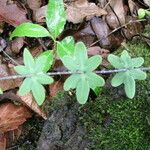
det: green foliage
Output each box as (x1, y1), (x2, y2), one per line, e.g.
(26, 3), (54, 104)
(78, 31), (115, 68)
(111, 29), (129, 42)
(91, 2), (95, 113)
(81, 79), (150, 150)
(46, 0), (66, 38)
(10, 23), (50, 39)
(108, 50), (147, 98)
(62, 42), (105, 104)
(8, 0), (148, 106)
(57, 36), (75, 58)
(138, 8), (150, 19)
(14, 48), (54, 105)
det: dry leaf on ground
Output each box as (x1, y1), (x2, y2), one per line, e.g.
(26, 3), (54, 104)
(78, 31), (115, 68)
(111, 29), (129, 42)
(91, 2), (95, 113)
(17, 92), (47, 119)
(0, 64), (21, 91)
(5, 37), (24, 55)
(66, 0), (107, 23)
(0, 103), (32, 133)
(35, 0), (107, 24)
(49, 80), (63, 98)
(0, 0), (29, 26)
(106, 0), (125, 29)
(0, 133), (6, 150)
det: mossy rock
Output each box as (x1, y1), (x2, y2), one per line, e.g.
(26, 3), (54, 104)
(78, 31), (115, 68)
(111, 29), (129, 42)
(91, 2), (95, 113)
(81, 77), (150, 150)
(81, 38), (150, 150)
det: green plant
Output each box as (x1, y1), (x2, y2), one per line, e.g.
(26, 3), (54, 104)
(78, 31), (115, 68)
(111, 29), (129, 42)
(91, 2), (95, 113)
(14, 49), (54, 105)
(108, 50), (147, 98)
(7, 0), (148, 105)
(62, 41), (105, 104)
(138, 8), (150, 19)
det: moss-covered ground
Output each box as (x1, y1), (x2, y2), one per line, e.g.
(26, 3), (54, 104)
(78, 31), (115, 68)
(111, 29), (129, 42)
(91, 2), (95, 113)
(81, 35), (150, 150)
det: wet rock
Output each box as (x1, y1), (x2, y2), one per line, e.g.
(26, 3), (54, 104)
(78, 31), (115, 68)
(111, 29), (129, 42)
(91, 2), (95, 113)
(37, 93), (90, 150)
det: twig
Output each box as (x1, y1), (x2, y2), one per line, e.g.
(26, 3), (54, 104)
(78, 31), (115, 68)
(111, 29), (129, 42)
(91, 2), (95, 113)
(90, 19), (146, 47)
(0, 67), (150, 81)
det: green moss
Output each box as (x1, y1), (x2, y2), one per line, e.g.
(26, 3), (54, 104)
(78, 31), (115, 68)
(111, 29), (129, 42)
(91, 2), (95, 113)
(82, 78), (150, 150)
(81, 39), (150, 150)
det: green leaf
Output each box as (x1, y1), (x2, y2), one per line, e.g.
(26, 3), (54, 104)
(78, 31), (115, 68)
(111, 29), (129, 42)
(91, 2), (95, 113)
(46, 0), (66, 38)
(131, 57), (144, 68)
(23, 48), (35, 72)
(76, 77), (90, 104)
(64, 74), (80, 91)
(85, 55), (102, 71)
(108, 54), (124, 68)
(74, 42), (88, 62)
(0, 88), (3, 94)
(14, 65), (29, 75)
(111, 72), (125, 87)
(57, 36), (75, 58)
(124, 75), (135, 99)
(120, 50), (132, 68)
(36, 73), (54, 85)
(138, 8), (146, 19)
(10, 23), (50, 39)
(19, 78), (32, 95)
(86, 72), (105, 89)
(37, 51), (53, 72)
(130, 69), (147, 80)
(31, 80), (45, 106)
(34, 55), (47, 73)
(62, 56), (77, 71)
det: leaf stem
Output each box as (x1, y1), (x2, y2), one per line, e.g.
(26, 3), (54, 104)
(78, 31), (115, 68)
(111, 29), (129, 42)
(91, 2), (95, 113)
(0, 67), (150, 81)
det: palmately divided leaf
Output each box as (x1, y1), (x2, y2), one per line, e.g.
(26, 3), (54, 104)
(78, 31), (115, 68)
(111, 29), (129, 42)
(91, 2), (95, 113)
(31, 80), (45, 106)
(19, 78), (32, 95)
(131, 57), (144, 68)
(34, 56), (47, 73)
(36, 73), (54, 85)
(76, 77), (90, 104)
(130, 69), (147, 80)
(36, 51), (53, 72)
(86, 72), (105, 89)
(57, 36), (75, 58)
(111, 72), (125, 87)
(108, 54), (124, 68)
(62, 56), (77, 71)
(14, 65), (29, 75)
(46, 0), (66, 38)
(10, 23), (50, 39)
(124, 74), (135, 99)
(75, 42), (88, 61)
(85, 55), (102, 71)
(120, 50), (132, 68)
(23, 48), (35, 71)
(64, 74), (80, 91)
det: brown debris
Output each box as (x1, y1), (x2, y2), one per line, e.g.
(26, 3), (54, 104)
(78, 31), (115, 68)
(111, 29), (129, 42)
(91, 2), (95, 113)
(0, 102), (32, 133)
(0, 0), (29, 26)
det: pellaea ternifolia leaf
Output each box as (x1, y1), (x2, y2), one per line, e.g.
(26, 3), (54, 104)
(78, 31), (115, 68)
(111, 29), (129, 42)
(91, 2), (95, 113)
(108, 50), (147, 99)
(62, 41), (105, 104)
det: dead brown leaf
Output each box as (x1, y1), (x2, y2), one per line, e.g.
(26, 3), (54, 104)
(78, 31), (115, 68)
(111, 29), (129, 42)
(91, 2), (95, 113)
(0, 64), (21, 91)
(0, 103), (32, 133)
(27, 0), (42, 11)
(17, 92), (47, 119)
(106, 0), (125, 29)
(0, 133), (6, 150)
(66, 0), (107, 23)
(35, 0), (107, 24)
(49, 80), (63, 98)
(5, 37), (24, 55)
(0, 0), (29, 26)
